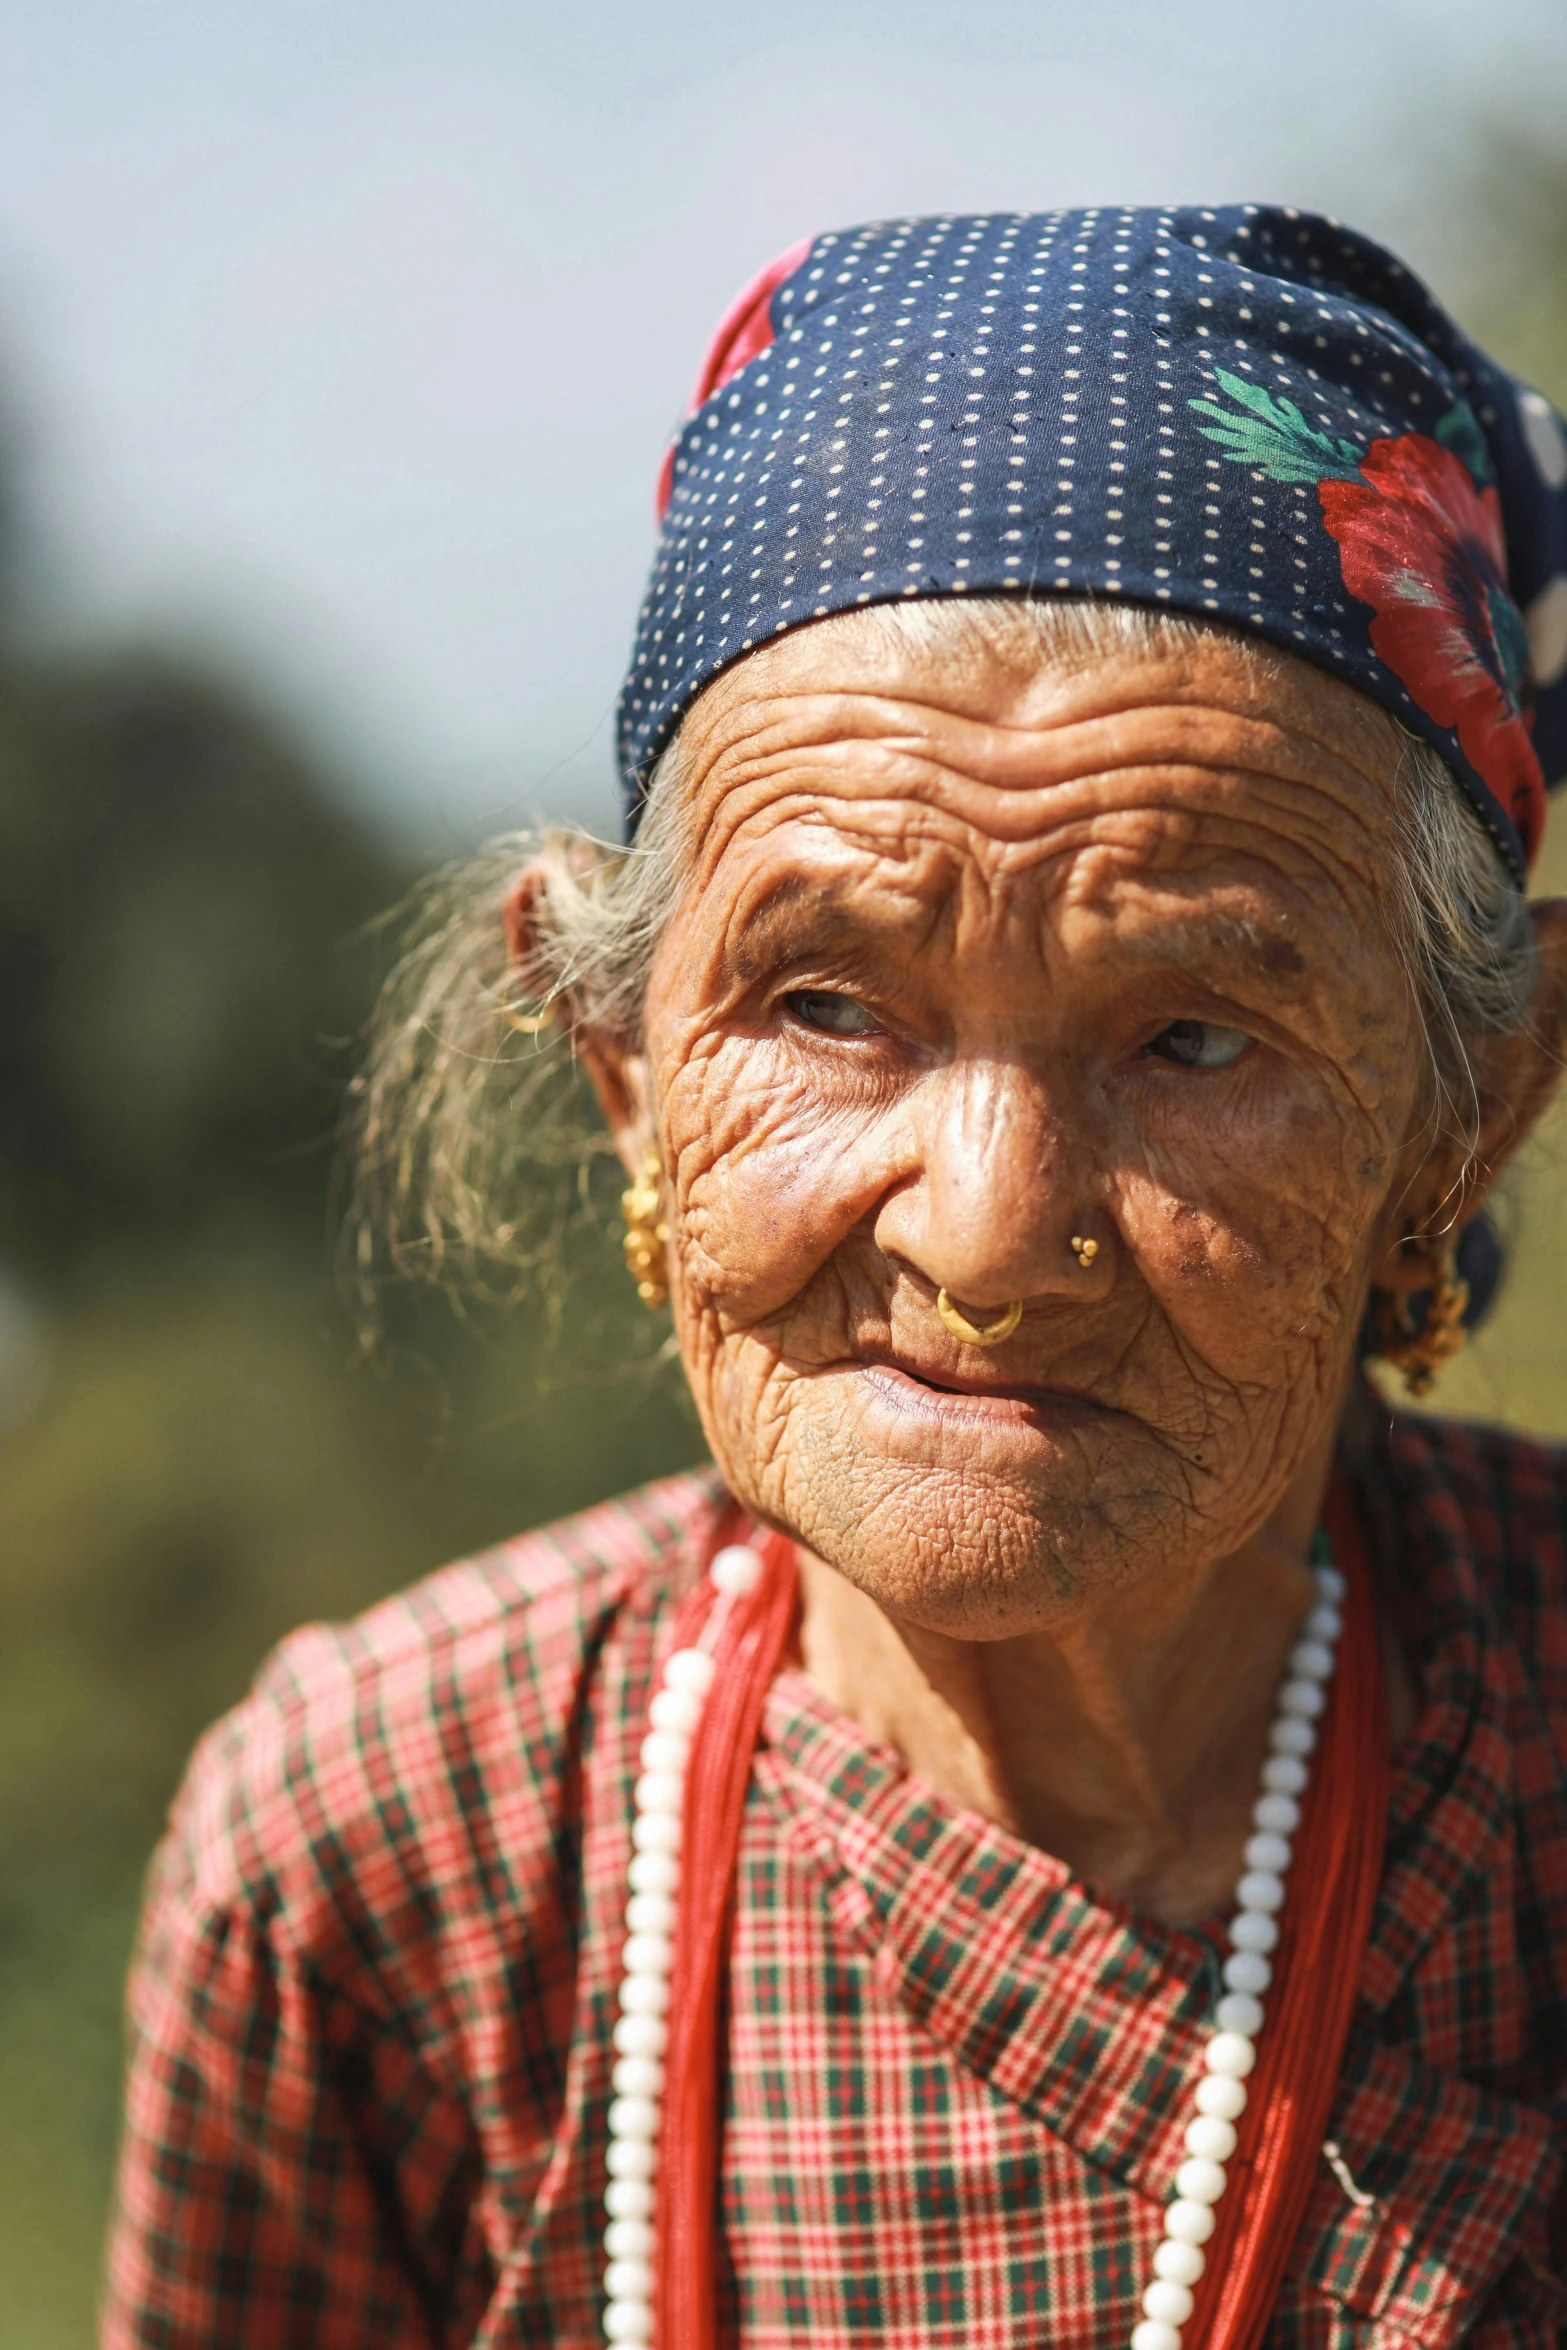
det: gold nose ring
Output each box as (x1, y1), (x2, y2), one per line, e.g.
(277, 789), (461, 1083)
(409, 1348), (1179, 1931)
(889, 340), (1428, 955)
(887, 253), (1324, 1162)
(936, 1289), (1023, 1347)
(1070, 1235), (1099, 1266)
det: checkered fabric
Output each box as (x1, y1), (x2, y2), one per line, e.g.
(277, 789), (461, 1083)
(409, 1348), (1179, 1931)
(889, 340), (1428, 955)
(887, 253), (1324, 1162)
(104, 1406), (1567, 2349)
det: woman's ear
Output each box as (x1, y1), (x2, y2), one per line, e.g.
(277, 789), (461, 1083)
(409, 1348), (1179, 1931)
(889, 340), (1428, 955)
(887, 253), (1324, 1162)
(501, 863), (544, 975)
(502, 865), (656, 1182)
(577, 1036), (657, 1184)
(1371, 894), (1567, 1290)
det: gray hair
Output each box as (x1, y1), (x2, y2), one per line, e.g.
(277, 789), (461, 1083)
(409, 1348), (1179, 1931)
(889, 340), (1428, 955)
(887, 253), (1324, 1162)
(348, 598), (1539, 1306)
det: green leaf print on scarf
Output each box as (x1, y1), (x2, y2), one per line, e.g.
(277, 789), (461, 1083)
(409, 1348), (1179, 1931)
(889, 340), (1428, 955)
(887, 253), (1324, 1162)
(1434, 399), (1493, 485)
(1188, 367), (1364, 484)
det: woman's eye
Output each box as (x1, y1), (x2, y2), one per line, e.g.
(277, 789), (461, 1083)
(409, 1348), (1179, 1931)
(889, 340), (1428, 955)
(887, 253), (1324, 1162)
(1145, 1019), (1251, 1070)
(784, 990), (883, 1037)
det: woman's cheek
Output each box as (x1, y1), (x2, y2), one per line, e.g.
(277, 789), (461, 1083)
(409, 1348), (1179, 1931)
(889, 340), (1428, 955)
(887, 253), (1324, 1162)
(1120, 1089), (1383, 1382)
(660, 1042), (895, 1323)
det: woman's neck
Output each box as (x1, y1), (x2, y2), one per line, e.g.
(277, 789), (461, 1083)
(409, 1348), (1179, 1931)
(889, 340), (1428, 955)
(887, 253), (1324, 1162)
(794, 1415), (1371, 1927)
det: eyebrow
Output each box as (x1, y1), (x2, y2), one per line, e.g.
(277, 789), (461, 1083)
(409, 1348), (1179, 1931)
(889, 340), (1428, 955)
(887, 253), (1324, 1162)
(721, 865), (1318, 1002)
(727, 879), (900, 982)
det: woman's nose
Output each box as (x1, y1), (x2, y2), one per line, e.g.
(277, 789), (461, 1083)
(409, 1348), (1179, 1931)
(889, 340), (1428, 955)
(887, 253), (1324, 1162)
(872, 1058), (1101, 1308)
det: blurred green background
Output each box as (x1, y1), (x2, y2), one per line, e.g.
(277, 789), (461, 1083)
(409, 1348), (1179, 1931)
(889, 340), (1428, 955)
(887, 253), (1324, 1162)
(0, 365), (704, 2335)
(0, 629), (705, 2333)
(2, 27), (1567, 2348)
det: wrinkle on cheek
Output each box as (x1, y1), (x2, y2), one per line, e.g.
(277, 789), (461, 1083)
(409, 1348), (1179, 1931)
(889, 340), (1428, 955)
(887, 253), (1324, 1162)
(662, 1071), (905, 1324)
(1126, 1178), (1353, 1386)
(1106, 1105), (1374, 1484)
(704, 1344), (831, 1529)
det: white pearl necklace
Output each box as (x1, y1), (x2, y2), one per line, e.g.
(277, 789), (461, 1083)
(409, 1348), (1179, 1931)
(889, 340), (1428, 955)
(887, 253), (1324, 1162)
(602, 1540), (766, 2347)
(1129, 1551), (1346, 2350)
(601, 1541), (1346, 2350)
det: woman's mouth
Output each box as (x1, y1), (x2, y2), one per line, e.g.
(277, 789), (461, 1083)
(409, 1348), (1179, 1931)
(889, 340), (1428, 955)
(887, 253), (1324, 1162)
(853, 1356), (1104, 1431)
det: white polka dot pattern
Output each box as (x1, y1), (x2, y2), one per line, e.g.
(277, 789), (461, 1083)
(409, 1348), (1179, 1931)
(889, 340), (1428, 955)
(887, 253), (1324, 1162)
(617, 206), (1567, 879)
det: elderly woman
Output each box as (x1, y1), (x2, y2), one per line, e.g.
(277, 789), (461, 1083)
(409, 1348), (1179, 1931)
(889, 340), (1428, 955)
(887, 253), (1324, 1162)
(105, 209), (1567, 2350)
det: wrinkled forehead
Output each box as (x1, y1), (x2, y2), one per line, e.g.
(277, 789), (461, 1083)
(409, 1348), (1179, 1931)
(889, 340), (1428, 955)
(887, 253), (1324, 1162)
(668, 606), (1410, 904)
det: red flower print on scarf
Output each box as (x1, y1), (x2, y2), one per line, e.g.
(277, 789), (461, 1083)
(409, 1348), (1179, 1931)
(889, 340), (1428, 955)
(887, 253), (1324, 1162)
(1190, 369), (1547, 862)
(1318, 434), (1544, 857)
(656, 238), (814, 521)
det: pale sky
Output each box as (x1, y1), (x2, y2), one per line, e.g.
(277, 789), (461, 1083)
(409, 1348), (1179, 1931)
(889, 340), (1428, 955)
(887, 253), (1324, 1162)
(3, 0), (1564, 839)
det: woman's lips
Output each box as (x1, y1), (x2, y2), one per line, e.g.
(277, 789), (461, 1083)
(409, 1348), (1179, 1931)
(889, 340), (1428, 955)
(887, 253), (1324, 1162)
(853, 1357), (1102, 1429)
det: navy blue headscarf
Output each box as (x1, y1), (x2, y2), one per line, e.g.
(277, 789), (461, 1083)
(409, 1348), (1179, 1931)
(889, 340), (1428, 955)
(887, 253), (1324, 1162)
(617, 206), (1567, 877)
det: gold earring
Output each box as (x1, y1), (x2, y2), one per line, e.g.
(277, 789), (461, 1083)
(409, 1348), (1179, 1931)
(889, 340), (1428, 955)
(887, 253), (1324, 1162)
(1372, 1233), (1469, 1399)
(936, 1289), (1023, 1347)
(1070, 1235), (1099, 1266)
(622, 1153), (669, 1309)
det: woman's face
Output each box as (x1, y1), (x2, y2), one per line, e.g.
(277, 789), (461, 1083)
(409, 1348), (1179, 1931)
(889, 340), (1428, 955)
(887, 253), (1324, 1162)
(601, 618), (1465, 1632)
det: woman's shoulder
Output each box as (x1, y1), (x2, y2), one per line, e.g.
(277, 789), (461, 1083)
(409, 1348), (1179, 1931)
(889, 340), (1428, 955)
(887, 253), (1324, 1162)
(162, 1466), (723, 1961)
(1391, 1408), (1567, 1568)
(252, 1463), (719, 1731)
(1384, 1408), (1567, 1706)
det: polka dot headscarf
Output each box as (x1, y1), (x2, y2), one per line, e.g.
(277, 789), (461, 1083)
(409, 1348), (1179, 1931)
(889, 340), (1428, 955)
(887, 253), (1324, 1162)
(617, 206), (1567, 877)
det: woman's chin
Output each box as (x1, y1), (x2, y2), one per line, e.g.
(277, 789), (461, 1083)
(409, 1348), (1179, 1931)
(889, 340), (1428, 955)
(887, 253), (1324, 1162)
(777, 1358), (1167, 1547)
(706, 1354), (1197, 1622)
(763, 1360), (1173, 1629)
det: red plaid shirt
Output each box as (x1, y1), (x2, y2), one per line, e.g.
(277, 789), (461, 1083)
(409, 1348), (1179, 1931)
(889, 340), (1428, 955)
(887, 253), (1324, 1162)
(104, 1407), (1567, 2348)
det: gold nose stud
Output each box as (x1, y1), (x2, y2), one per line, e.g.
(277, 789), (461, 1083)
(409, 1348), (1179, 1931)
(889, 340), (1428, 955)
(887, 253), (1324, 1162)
(1070, 1235), (1099, 1267)
(936, 1289), (1023, 1347)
